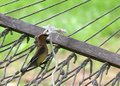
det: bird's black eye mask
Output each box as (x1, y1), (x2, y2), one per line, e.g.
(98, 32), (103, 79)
(43, 34), (49, 37)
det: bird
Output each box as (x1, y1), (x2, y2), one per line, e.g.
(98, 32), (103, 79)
(19, 33), (48, 74)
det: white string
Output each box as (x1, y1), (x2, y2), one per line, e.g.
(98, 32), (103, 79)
(50, 33), (58, 86)
(43, 25), (58, 86)
(43, 24), (67, 86)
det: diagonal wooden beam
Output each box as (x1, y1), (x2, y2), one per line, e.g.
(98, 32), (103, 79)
(0, 14), (120, 68)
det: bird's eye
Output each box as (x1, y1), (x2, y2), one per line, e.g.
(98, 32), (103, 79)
(44, 34), (48, 37)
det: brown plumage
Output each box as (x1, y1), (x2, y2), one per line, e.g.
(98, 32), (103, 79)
(20, 34), (48, 73)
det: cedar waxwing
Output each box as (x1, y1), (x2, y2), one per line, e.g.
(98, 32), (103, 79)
(19, 33), (48, 73)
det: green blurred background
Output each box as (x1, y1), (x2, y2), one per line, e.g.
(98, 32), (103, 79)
(0, 0), (120, 86)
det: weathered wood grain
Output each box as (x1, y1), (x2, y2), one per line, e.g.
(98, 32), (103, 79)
(0, 14), (120, 68)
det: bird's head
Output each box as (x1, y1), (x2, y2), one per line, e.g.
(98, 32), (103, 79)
(34, 34), (49, 45)
(38, 33), (48, 39)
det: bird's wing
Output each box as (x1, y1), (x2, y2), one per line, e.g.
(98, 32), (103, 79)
(20, 46), (46, 73)
(29, 46), (45, 65)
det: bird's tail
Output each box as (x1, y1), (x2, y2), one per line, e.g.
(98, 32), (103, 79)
(19, 63), (32, 74)
(19, 67), (28, 74)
